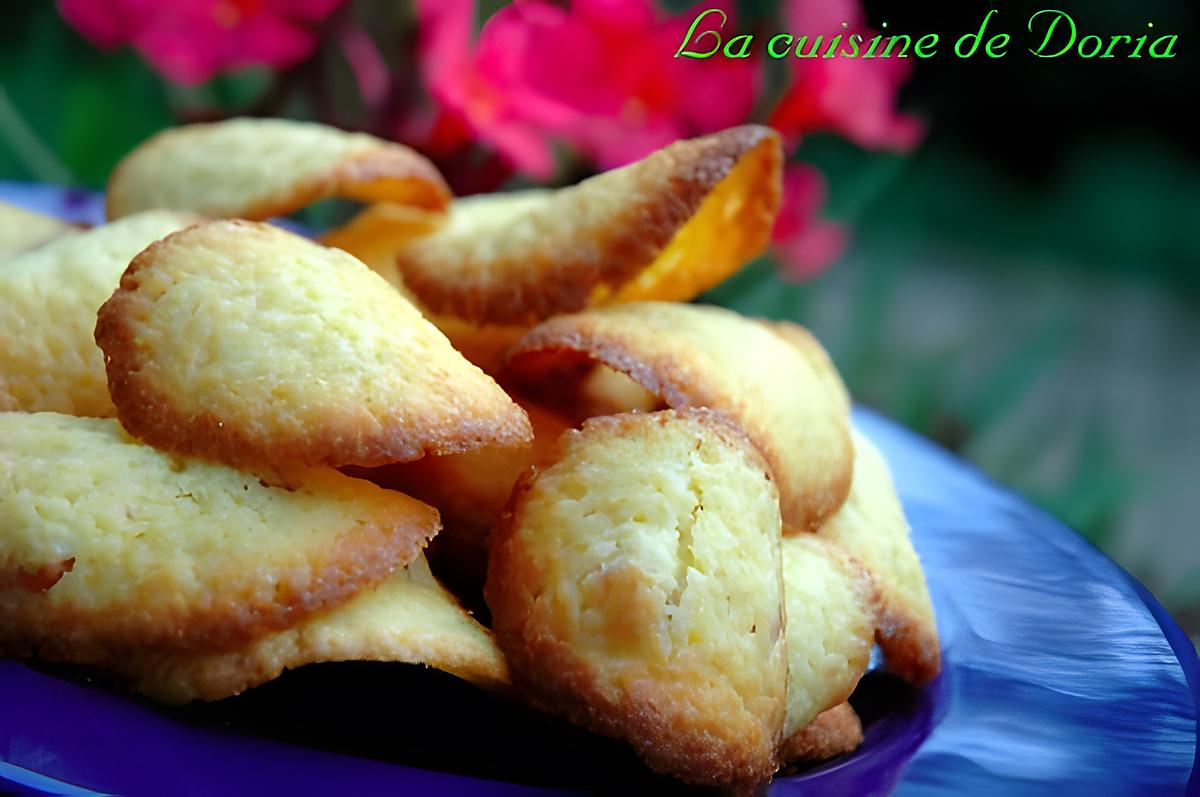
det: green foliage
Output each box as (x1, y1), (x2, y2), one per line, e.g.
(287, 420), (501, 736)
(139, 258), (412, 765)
(0, 3), (174, 186)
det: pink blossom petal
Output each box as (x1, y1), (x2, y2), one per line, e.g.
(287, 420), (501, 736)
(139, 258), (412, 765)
(57, 0), (132, 48)
(571, 118), (685, 170)
(226, 13), (323, 68)
(774, 221), (847, 281)
(412, 0), (764, 176)
(270, 0), (345, 23)
(772, 164), (846, 281)
(414, 0), (474, 87)
(337, 21), (389, 107)
(771, 49), (923, 152)
(414, 0), (574, 176)
(57, 0), (342, 85)
(478, 0), (758, 168)
(130, 13), (231, 84)
(784, 0), (865, 38)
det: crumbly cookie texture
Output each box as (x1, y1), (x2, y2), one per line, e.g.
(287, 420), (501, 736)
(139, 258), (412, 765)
(0, 200), (78, 259)
(504, 302), (853, 531)
(778, 702), (864, 766)
(0, 210), (199, 416)
(364, 396), (572, 591)
(390, 125), (781, 325)
(487, 409), (787, 790)
(112, 553), (507, 704)
(0, 413), (439, 658)
(105, 117), (450, 220)
(780, 535), (877, 743)
(96, 220), (532, 472)
(818, 429), (941, 684)
(760, 319), (852, 413)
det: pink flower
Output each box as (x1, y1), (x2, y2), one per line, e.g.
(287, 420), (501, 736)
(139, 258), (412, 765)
(413, 0), (760, 176)
(486, 0), (761, 169)
(57, 0), (345, 85)
(784, 0), (866, 39)
(412, 0), (575, 178)
(770, 0), (922, 151)
(771, 164), (847, 281)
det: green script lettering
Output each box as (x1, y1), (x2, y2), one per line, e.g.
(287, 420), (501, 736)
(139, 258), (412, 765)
(1029, 9), (1077, 57)
(1149, 34), (1179, 58)
(767, 33), (793, 58)
(723, 33), (754, 58)
(675, 8), (726, 59)
(956, 9), (1000, 57)
(914, 33), (940, 58)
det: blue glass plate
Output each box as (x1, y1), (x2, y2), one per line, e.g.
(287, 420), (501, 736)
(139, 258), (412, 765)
(1, 184), (1196, 796)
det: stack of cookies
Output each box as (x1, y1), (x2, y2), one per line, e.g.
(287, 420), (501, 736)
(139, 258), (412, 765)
(0, 118), (938, 791)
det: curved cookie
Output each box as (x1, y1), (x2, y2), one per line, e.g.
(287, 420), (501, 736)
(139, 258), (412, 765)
(0, 200), (78, 259)
(575, 364), (664, 418)
(0, 413), (439, 657)
(780, 535), (876, 743)
(321, 202), (444, 284)
(504, 302), (853, 531)
(106, 118), (450, 220)
(761, 319), (851, 414)
(113, 553), (506, 704)
(363, 397), (572, 593)
(391, 125), (781, 325)
(778, 702), (863, 766)
(818, 429), (941, 684)
(1, 210), (199, 416)
(96, 220), (532, 472)
(324, 218), (526, 375)
(487, 409), (787, 789)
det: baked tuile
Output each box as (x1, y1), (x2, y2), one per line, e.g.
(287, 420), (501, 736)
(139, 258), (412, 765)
(108, 553), (508, 704)
(760, 319), (852, 413)
(780, 535), (877, 746)
(390, 125), (782, 326)
(358, 395), (573, 595)
(777, 702), (864, 766)
(487, 409), (787, 790)
(0, 413), (440, 659)
(503, 302), (854, 532)
(321, 201), (445, 283)
(95, 220), (532, 473)
(817, 429), (941, 685)
(0, 199), (79, 259)
(105, 117), (451, 220)
(323, 218), (530, 376)
(0, 210), (201, 417)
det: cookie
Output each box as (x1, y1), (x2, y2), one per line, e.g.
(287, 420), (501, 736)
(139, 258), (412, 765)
(0, 413), (439, 658)
(0, 210), (199, 416)
(106, 118), (450, 220)
(364, 396), (572, 592)
(778, 702), (863, 765)
(0, 200), (78, 259)
(389, 126), (781, 325)
(321, 201), (444, 284)
(504, 302), (853, 531)
(487, 409), (787, 789)
(780, 535), (876, 744)
(761, 319), (851, 413)
(95, 220), (532, 472)
(818, 429), (941, 684)
(113, 553), (506, 704)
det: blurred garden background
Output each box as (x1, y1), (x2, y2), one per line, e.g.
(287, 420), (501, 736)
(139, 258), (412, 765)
(1, 0), (1197, 643)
